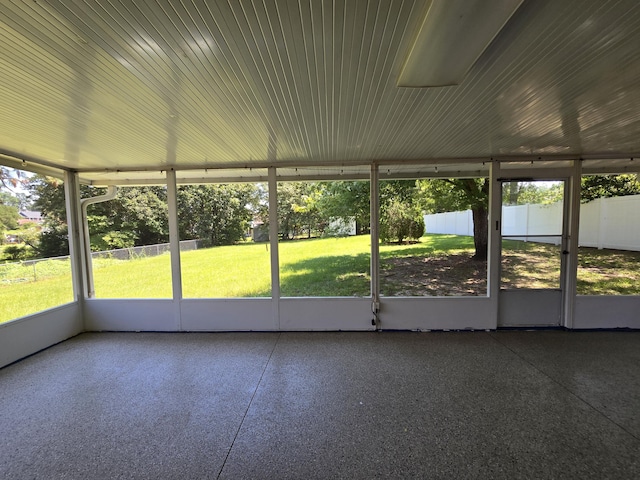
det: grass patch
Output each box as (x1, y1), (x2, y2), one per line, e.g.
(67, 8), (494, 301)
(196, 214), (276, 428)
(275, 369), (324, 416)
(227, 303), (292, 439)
(181, 242), (271, 297)
(1, 258), (72, 283)
(279, 235), (370, 296)
(92, 254), (173, 298)
(0, 273), (74, 322)
(1, 234), (639, 324)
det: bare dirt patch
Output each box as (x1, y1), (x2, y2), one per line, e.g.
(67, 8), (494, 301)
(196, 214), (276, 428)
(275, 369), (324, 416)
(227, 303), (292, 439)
(381, 254), (487, 296)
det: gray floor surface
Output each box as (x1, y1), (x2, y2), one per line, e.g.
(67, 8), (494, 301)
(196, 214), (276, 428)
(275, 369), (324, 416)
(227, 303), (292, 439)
(1, 331), (639, 479)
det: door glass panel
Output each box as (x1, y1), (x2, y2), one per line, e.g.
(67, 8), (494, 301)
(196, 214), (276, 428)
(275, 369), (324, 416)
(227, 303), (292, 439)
(501, 181), (564, 290)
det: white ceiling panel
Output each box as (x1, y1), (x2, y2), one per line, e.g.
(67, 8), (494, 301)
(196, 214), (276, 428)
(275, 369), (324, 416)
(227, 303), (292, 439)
(1, 0), (640, 183)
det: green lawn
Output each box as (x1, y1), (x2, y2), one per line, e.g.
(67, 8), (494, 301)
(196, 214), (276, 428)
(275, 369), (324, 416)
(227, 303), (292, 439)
(0, 272), (74, 322)
(1, 234), (639, 324)
(280, 235), (370, 296)
(181, 242), (271, 297)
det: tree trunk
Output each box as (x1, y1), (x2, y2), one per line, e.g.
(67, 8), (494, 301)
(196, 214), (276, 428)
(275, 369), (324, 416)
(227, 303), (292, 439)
(508, 181), (519, 205)
(472, 206), (488, 261)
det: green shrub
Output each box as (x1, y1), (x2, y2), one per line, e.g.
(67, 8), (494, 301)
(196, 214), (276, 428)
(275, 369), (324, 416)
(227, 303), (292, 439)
(380, 199), (424, 244)
(2, 244), (33, 261)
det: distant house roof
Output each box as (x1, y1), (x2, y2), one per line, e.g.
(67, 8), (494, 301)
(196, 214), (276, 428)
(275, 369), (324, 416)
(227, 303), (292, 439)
(18, 210), (43, 222)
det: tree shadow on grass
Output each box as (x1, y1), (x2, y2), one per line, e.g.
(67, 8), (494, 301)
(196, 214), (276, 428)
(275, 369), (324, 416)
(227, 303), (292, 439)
(381, 253), (487, 296)
(501, 241), (561, 289)
(275, 235), (485, 297)
(277, 250), (488, 297)
(577, 246), (640, 295)
(381, 234), (476, 261)
(279, 252), (371, 297)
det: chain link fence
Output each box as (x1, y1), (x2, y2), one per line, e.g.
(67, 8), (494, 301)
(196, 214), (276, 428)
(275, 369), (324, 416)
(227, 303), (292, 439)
(1, 239), (203, 284)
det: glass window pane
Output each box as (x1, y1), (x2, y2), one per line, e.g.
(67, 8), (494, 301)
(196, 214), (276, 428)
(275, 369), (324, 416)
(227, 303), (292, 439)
(179, 183), (271, 298)
(88, 186), (172, 298)
(278, 181), (370, 297)
(577, 174), (640, 295)
(1, 169), (74, 323)
(381, 176), (488, 297)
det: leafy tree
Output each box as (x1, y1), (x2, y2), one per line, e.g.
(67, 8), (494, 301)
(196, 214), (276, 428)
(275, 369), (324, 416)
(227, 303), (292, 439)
(2, 244), (31, 261)
(317, 181), (370, 234)
(0, 191), (24, 209)
(12, 223), (41, 258)
(30, 176), (170, 253)
(0, 166), (27, 191)
(380, 198), (424, 243)
(417, 178), (490, 260)
(0, 204), (19, 231)
(276, 182), (327, 239)
(29, 176), (67, 224)
(177, 184), (255, 246)
(380, 180), (418, 207)
(277, 182), (303, 240)
(38, 224), (70, 258)
(1, 173), (28, 241)
(581, 174), (640, 202)
(502, 181), (563, 206)
(106, 186), (169, 247)
(376, 180), (425, 244)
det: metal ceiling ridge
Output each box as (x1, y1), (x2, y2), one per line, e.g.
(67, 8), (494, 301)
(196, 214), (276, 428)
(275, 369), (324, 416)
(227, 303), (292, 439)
(0, 150), (70, 175)
(4, 149), (640, 179)
(71, 153), (640, 174)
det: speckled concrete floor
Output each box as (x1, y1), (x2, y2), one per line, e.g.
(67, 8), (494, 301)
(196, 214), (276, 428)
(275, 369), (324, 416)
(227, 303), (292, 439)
(1, 331), (638, 479)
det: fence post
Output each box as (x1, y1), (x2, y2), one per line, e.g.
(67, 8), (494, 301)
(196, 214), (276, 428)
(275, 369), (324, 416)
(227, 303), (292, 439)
(524, 204), (530, 242)
(597, 197), (605, 250)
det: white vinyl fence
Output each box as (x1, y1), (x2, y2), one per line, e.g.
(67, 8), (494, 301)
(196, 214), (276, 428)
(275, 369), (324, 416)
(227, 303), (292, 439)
(424, 194), (640, 252)
(500, 202), (563, 245)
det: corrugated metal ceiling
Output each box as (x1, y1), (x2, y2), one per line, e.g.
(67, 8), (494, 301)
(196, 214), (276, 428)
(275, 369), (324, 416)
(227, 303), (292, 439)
(1, 0), (640, 184)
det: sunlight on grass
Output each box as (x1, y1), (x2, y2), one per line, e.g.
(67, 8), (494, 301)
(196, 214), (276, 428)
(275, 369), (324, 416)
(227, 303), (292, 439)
(181, 242), (271, 297)
(0, 272), (74, 323)
(279, 235), (370, 297)
(2, 234), (639, 324)
(501, 240), (561, 289)
(93, 254), (173, 298)
(578, 247), (640, 295)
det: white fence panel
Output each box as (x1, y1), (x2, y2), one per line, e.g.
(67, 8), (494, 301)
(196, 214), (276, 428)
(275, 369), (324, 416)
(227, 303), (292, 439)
(578, 195), (640, 251)
(424, 194), (640, 251)
(499, 203), (562, 244)
(500, 204), (527, 238)
(577, 198), (601, 248)
(425, 211), (473, 236)
(528, 202), (563, 234)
